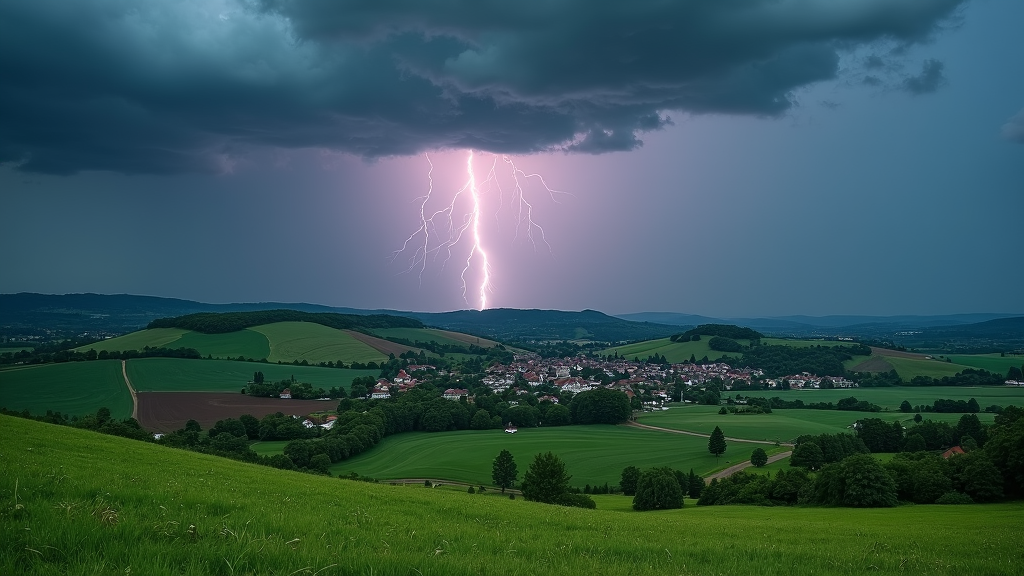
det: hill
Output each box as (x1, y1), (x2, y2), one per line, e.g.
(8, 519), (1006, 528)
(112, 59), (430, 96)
(76, 321), (394, 364)
(3, 415), (1022, 575)
(402, 308), (679, 342)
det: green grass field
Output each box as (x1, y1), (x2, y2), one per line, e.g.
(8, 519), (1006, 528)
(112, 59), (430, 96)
(639, 404), (999, 443)
(171, 329), (271, 359)
(334, 425), (774, 486)
(751, 386), (1024, 410)
(603, 337), (728, 363)
(0, 346), (35, 354)
(250, 440), (289, 455)
(76, 327), (189, 353)
(2, 416), (1022, 576)
(125, 358), (378, 392)
(372, 327), (497, 348)
(947, 353), (1023, 376)
(250, 322), (388, 364)
(0, 360), (133, 419)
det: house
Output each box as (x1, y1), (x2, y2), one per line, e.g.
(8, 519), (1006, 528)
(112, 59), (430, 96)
(279, 388), (292, 399)
(941, 446), (965, 459)
(393, 370), (412, 384)
(301, 419), (316, 429)
(370, 384), (391, 400)
(443, 388), (468, 401)
(505, 423), (518, 434)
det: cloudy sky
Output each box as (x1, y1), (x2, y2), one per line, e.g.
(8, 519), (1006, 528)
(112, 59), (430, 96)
(2, 0), (1021, 317)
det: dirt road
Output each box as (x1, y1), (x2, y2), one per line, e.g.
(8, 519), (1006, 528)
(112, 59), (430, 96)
(624, 421), (793, 446)
(122, 360), (138, 420)
(703, 451), (793, 482)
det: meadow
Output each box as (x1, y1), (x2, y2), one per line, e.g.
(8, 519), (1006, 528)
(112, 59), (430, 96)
(77, 322), (391, 364)
(372, 327), (499, 348)
(638, 405), (997, 443)
(947, 353), (1024, 374)
(2, 416), (1021, 576)
(332, 425), (785, 486)
(125, 358), (377, 392)
(745, 385), (1024, 410)
(248, 322), (388, 364)
(0, 360), (133, 419)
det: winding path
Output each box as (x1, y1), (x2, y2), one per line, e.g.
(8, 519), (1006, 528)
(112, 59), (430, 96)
(121, 360), (138, 420)
(703, 451), (793, 482)
(625, 421), (794, 446)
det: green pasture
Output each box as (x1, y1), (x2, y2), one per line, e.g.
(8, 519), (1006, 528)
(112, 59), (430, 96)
(0, 346), (35, 354)
(249, 440), (289, 456)
(334, 425), (769, 486)
(75, 328), (188, 353)
(640, 404), (998, 442)
(0, 360), (132, 419)
(250, 321), (388, 364)
(754, 385), (1024, 410)
(2, 416), (1022, 576)
(125, 358), (377, 392)
(603, 337), (727, 363)
(171, 329), (271, 360)
(947, 353), (1023, 376)
(372, 327), (496, 348)
(885, 356), (971, 380)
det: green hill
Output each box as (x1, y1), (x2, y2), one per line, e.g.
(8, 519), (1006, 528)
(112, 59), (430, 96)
(2, 416), (1022, 575)
(78, 322), (388, 364)
(0, 361), (134, 419)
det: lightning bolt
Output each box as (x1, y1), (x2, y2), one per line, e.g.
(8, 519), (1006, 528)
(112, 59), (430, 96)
(392, 149), (567, 311)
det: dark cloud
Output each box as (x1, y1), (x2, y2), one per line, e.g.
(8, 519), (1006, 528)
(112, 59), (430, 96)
(864, 55), (886, 69)
(862, 75), (884, 87)
(902, 59), (947, 94)
(0, 0), (966, 174)
(1002, 108), (1024, 144)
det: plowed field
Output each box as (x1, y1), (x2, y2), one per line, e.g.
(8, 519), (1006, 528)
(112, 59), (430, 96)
(137, 392), (335, 432)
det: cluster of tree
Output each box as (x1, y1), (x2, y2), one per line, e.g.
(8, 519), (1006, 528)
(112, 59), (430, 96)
(567, 388), (632, 424)
(849, 369), (902, 387)
(673, 324), (764, 341)
(520, 452), (595, 509)
(698, 468), (812, 506)
(147, 309), (421, 334)
(790, 433), (871, 471)
(916, 397), (982, 413)
(621, 465), (704, 511)
(708, 336), (745, 353)
(245, 375), (329, 399)
(1, 345), (201, 366)
(728, 344), (871, 378)
(907, 368), (1005, 387)
(743, 396), (881, 413)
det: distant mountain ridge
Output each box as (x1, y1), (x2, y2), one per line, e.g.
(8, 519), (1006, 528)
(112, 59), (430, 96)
(0, 293), (678, 343)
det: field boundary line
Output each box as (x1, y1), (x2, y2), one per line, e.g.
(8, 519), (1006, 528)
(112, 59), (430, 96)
(704, 451), (793, 483)
(122, 360), (138, 420)
(624, 421), (794, 446)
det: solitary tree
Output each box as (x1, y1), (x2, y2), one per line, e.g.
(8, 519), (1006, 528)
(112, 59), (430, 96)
(791, 441), (825, 471)
(708, 426), (727, 462)
(521, 452), (571, 503)
(632, 469), (684, 511)
(620, 466), (641, 496)
(750, 447), (768, 468)
(899, 400), (912, 413)
(491, 449), (518, 493)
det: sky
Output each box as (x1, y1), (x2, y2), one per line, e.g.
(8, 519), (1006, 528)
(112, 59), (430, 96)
(1, 0), (1022, 318)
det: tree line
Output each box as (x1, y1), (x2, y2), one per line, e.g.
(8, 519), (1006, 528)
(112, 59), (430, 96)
(1, 345), (201, 366)
(147, 309), (422, 334)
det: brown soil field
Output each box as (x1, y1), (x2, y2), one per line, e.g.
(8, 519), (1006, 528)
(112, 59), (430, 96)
(137, 392), (336, 432)
(343, 330), (420, 357)
(849, 356), (895, 373)
(870, 346), (930, 359)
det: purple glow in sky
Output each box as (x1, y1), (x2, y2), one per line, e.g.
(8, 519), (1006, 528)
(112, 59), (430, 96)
(1, 0), (1021, 317)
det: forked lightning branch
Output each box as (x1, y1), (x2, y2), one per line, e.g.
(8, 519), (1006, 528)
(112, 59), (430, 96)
(391, 150), (569, 310)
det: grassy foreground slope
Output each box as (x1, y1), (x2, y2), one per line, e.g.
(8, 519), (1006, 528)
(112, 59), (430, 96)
(0, 361), (133, 419)
(2, 417), (1023, 576)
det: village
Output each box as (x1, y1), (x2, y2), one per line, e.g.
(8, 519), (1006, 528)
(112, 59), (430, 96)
(361, 352), (858, 410)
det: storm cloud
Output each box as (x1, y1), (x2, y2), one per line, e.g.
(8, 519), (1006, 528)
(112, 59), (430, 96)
(0, 0), (965, 174)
